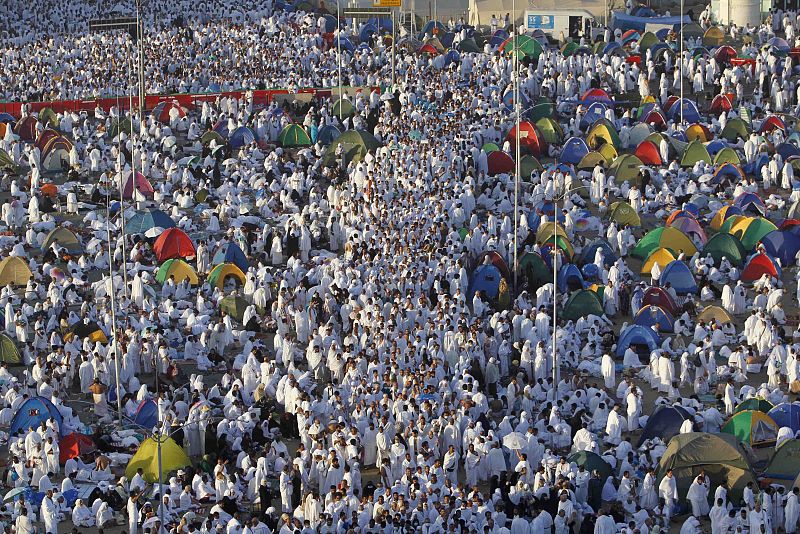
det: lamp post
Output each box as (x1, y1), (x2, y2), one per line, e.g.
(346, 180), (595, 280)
(679, 0), (684, 124)
(512, 0), (520, 292)
(337, 1), (343, 121)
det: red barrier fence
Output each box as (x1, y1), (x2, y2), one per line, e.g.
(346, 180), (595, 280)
(0, 87), (369, 118)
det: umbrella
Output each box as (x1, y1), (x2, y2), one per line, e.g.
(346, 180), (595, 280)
(3, 488), (26, 503)
(502, 432), (528, 450)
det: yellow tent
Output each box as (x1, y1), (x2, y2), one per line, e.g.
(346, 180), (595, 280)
(597, 143), (618, 164)
(697, 305), (733, 324)
(586, 122), (620, 149)
(641, 247), (676, 274)
(685, 123), (710, 142)
(125, 435), (191, 483)
(710, 206), (741, 231)
(610, 154), (644, 183)
(536, 222), (568, 243)
(577, 151), (607, 170)
(156, 259), (200, 285)
(208, 263), (246, 289)
(0, 257), (32, 286)
(702, 26), (725, 46)
(608, 201), (642, 226)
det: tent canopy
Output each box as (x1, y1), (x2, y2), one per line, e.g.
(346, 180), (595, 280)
(156, 259), (199, 285)
(769, 403), (800, 432)
(0, 257), (32, 286)
(153, 228), (196, 262)
(615, 324), (660, 357)
(0, 333), (21, 364)
(41, 227), (82, 254)
(631, 227), (697, 260)
(10, 396), (64, 437)
(562, 290), (604, 321)
(208, 263), (247, 289)
(638, 404), (691, 446)
(125, 435), (191, 483)
(721, 410), (779, 446)
(212, 242), (248, 272)
(660, 260), (698, 294)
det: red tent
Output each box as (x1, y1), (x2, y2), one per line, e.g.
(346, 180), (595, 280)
(121, 170), (155, 200)
(153, 228), (196, 262)
(741, 252), (779, 282)
(759, 115), (786, 134)
(714, 45), (737, 64)
(710, 94), (733, 114)
(59, 433), (95, 464)
(634, 140), (662, 165)
(641, 286), (680, 316)
(487, 151), (515, 175)
(505, 121), (542, 157)
(663, 95), (680, 114)
(152, 101), (187, 123)
(14, 116), (38, 141)
(642, 110), (667, 130)
(418, 44), (439, 55)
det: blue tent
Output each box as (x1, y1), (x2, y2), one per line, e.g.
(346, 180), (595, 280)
(229, 126), (256, 149)
(488, 29), (509, 47)
(317, 124), (341, 145)
(733, 192), (767, 216)
(337, 36), (355, 52)
(578, 238), (617, 267)
(557, 263), (584, 293)
(777, 142), (800, 160)
(502, 90), (529, 112)
(213, 242), (249, 272)
(660, 260), (698, 294)
(321, 14), (337, 32)
(768, 403), (800, 431)
(359, 23), (379, 42)
(560, 137), (590, 165)
(133, 399), (158, 429)
(760, 231), (800, 266)
(603, 41), (623, 55)
(581, 263), (600, 281)
(10, 397), (64, 437)
(420, 20), (447, 37)
(440, 32), (455, 48)
(615, 324), (661, 357)
(744, 153), (770, 176)
(0, 113), (15, 124)
(580, 103), (608, 130)
(366, 16), (392, 31)
(468, 264), (502, 300)
(637, 405), (691, 446)
(444, 49), (461, 66)
(125, 209), (176, 235)
(705, 139), (727, 156)
(634, 304), (675, 333)
(666, 98), (701, 123)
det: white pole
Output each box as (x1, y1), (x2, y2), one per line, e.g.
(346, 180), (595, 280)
(337, 1), (343, 122)
(680, 0), (684, 124)
(552, 194), (558, 391)
(513, 0), (520, 292)
(110, 94), (124, 428)
(156, 430), (165, 530)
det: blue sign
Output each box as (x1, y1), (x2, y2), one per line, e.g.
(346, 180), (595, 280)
(527, 14), (554, 29)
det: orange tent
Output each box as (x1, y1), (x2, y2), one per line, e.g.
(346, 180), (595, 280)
(59, 433), (96, 464)
(634, 140), (662, 165)
(40, 184), (58, 197)
(153, 228), (196, 262)
(505, 121), (542, 157)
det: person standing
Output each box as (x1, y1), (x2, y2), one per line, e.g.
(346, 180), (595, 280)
(41, 489), (58, 534)
(127, 490), (141, 534)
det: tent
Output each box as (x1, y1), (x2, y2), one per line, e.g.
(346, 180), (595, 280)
(641, 286), (680, 316)
(710, 205), (744, 231)
(0, 149), (17, 171)
(721, 410), (779, 446)
(577, 239), (617, 267)
(714, 147), (741, 165)
(133, 399), (158, 429)
(557, 263), (584, 293)
(125, 209), (176, 235)
(0, 257), (32, 286)
(734, 398), (773, 414)
(615, 324), (660, 357)
(659, 260), (698, 294)
(733, 192), (767, 216)
(702, 26), (725, 46)
(761, 439), (800, 486)
(14, 116), (38, 141)
(634, 140), (662, 165)
(316, 124), (341, 145)
(586, 120), (620, 149)
(535, 117), (563, 144)
(640, 247), (676, 275)
(517, 252), (551, 291)
(153, 228), (195, 262)
(680, 140), (712, 166)
(108, 117), (133, 140)
(200, 131), (225, 147)
(322, 129), (381, 167)
(724, 216), (777, 251)
(566, 451), (612, 481)
(631, 227), (697, 260)
(760, 230), (800, 266)
(207, 263), (246, 289)
(41, 137), (73, 171)
(609, 154), (644, 183)
(559, 137), (590, 165)
(668, 216), (707, 245)
(580, 102), (608, 130)
(608, 201), (641, 226)
(10, 396), (63, 437)
(151, 101), (186, 123)
(769, 403), (800, 432)
(696, 305), (733, 325)
(487, 151), (515, 175)
(156, 259), (199, 285)
(637, 405), (691, 446)
(469, 264), (502, 300)
(212, 242), (248, 272)
(125, 435), (191, 483)
(685, 123), (712, 142)
(59, 433), (95, 464)
(710, 94), (734, 114)
(666, 98), (701, 123)
(741, 252), (781, 282)
(220, 295), (249, 323)
(229, 126), (257, 149)
(634, 304), (675, 332)
(562, 290), (604, 321)
(657, 432), (756, 502)
(520, 155), (543, 179)
(478, 251), (512, 281)
(121, 171), (155, 200)
(278, 124), (312, 147)
(721, 118), (750, 142)
(0, 333), (21, 364)
(759, 115), (786, 134)
(577, 152), (606, 170)
(505, 121), (541, 156)
(41, 227), (81, 254)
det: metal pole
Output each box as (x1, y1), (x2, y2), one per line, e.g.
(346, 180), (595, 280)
(513, 0), (520, 292)
(156, 430), (165, 531)
(391, 9), (396, 89)
(110, 95), (124, 429)
(552, 191), (559, 391)
(680, 0), (684, 124)
(136, 0), (146, 115)
(337, 1), (343, 122)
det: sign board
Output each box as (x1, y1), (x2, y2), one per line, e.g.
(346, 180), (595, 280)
(343, 7), (393, 17)
(372, 0), (401, 6)
(526, 14), (555, 30)
(89, 17), (141, 41)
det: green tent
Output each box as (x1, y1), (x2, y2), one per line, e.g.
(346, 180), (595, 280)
(155, 259), (199, 285)
(721, 410), (779, 447)
(520, 155), (543, 179)
(517, 251), (551, 291)
(562, 289), (604, 321)
(566, 451), (612, 480)
(720, 118), (750, 142)
(482, 142), (500, 153)
(332, 98), (355, 119)
(762, 439), (800, 487)
(220, 295), (249, 323)
(278, 124), (312, 147)
(631, 227), (697, 260)
(609, 154), (644, 183)
(730, 217), (778, 251)
(458, 38), (481, 53)
(38, 107), (59, 129)
(561, 41), (579, 56)
(657, 432), (756, 503)
(713, 147), (741, 165)
(608, 201), (641, 227)
(535, 117), (563, 144)
(322, 129), (381, 167)
(109, 118), (133, 139)
(0, 149), (17, 171)
(638, 31), (660, 51)
(504, 34), (543, 61)
(680, 140), (712, 166)
(0, 333), (21, 363)
(702, 232), (746, 266)
(529, 100), (553, 122)
(734, 397), (773, 414)
(41, 227), (82, 254)
(200, 131), (225, 147)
